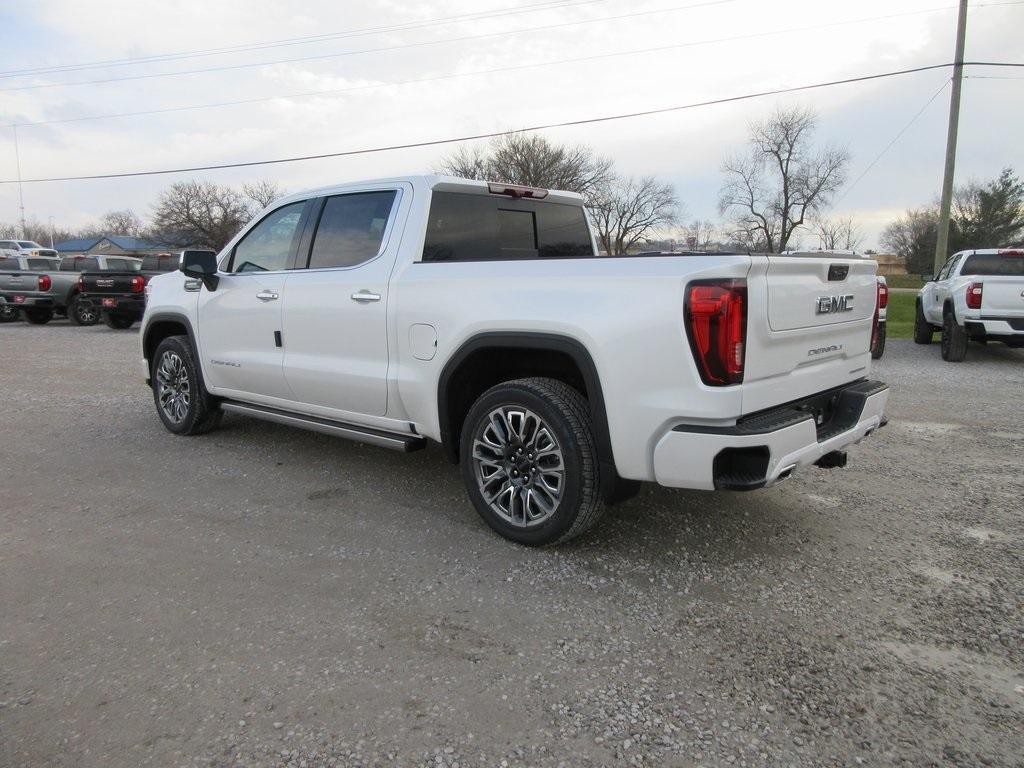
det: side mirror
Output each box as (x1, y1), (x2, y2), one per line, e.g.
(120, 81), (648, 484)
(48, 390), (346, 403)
(181, 250), (219, 291)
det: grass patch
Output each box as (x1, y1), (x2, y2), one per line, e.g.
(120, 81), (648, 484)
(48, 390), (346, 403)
(886, 291), (917, 339)
(883, 273), (925, 289)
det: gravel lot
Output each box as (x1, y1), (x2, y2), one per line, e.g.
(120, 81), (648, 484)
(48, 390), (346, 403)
(1, 321), (1022, 768)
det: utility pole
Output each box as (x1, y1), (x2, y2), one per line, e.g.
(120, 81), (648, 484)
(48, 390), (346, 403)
(12, 125), (27, 238)
(934, 0), (968, 274)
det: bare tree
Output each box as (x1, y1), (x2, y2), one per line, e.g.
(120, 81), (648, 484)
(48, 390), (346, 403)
(98, 209), (143, 237)
(150, 181), (252, 250)
(440, 134), (614, 198)
(243, 180), (286, 210)
(589, 176), (680, 255)
(683, 219), (719, 251)
(813, 215), (864, 251)
(719, 105), (849, 253)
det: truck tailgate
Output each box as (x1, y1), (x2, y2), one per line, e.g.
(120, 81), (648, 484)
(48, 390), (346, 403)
(81, 271), (142, 295)
(979, 277), (1024, 316)
(742, 254), (879, 414)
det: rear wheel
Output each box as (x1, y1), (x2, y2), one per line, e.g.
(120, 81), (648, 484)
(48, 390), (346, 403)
(0, 304), (18, 323)
(151, 336), (222, 435)
(67, 296), (99, 326)
(460, 377), (603, 546)
(871, 322), (887, 360)
(913, 300), (934, 344)
(941, 309), (968, 362)
(103, 312), (136, 330)
(23, 308), (54, 325)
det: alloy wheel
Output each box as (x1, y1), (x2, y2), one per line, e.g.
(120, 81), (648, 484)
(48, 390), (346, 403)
(471, 406), (565, 527)
(156, 351), (191, 424)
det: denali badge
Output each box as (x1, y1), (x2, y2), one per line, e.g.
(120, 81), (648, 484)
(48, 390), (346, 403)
(96, 279), (115, 287)
(808, 344), (844, 357)
(816, 294), (854, 314)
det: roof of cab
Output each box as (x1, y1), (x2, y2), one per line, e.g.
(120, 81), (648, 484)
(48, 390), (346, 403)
(273, 174), (586, 209)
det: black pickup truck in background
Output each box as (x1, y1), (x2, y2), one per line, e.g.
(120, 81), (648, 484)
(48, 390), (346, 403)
(78, 250), (214, 329)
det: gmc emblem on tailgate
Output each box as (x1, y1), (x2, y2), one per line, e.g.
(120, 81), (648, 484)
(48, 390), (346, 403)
(96, 279), (115, 287)
(816, 294), (854, 314)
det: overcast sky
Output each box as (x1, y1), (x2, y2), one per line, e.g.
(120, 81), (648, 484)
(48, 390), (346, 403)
(1, 0), (1022, 249)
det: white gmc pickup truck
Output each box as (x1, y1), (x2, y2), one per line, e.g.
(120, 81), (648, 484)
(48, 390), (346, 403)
(139, 175), (888, 545)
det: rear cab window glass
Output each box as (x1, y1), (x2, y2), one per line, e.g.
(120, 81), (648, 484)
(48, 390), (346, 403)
(0, 258), (17, 270)
(960, 252), (1024, 276)
(307, 191), (397, 269)
(60, 257), (99, 271)
(26, 259), (53, 270)
(422, 192), (594, 262)
(230, 202), (305, 273)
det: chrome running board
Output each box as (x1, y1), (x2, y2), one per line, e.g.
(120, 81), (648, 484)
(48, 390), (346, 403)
(220, 401), (425, 452)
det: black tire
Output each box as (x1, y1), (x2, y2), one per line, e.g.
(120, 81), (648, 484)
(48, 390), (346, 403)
(871, 322), (887, 360)
(151, 336), (222, 436)
(460, 377), (604, 546)
(23, 308), (54, 325)
(0, 303), (18, 323)
(941, 308), (968, 362)
(103, 312), (136, 330)
(913, 300), (934, 344)
(67, 296), (100, 326)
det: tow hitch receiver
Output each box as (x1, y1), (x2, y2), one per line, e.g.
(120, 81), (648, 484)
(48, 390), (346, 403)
(815, 450), (848, 469)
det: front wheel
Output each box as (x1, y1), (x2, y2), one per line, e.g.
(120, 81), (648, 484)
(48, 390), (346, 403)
(913, 300), (934, 344)
(941, 310), (968, 362)
(460, 377), (603, 546)
(23, 308), (54, 325)
(151, 336), (222, 435)
(103, 312), (136, 330)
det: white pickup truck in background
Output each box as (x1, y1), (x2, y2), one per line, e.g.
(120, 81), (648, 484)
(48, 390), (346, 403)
(915, 248), (1024, 361)
(139, 174), (888, 545)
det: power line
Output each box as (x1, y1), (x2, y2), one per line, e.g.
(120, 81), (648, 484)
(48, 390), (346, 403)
(834, 78), (951, 206)
(0, 0), (613, 80)
(4, 62), (1001, 185)
(3, 4), (1006, 129)
(0, 0), (736, 93)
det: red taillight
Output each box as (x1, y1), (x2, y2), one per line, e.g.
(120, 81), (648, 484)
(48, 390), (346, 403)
(130, 275), (146, 294)
(966, 282), (983, 309)
(998, 249), (1024, 256)
(38, 275), (51, 291)
(877, 281), (888, 309)
(685, 279), (746, 386)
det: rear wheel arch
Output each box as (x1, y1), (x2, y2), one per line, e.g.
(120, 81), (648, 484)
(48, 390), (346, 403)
(437, 332), (617, 483)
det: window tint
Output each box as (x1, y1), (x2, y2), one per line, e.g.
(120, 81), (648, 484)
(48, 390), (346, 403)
(0, 241), (16, 249)
(141, 254), (182, 271)
(961, 252), (1024, 276)
(60, 257), (99, 271)
(307, 191), (397, 269)
(26, 258), (54, 270)
(0, 258), (17, 271)
(230, 202), (305, 273)
(17, 241), (36, 248)
(422, 192), (593, 262)
(104, 258), (140, 271)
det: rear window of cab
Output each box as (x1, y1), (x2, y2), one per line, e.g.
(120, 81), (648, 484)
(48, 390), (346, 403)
(422, 192), (594, 262)
(961, 253), (1024, 276)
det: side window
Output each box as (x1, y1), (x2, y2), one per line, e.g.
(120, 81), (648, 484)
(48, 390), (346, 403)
(938, 253), (961, 280)
(230, 202), (305, 273)
(307, 191), (397, 269)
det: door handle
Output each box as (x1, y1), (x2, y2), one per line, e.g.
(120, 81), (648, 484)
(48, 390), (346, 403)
(351, 290), (381, 303)
(256, 290), (279, 301)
